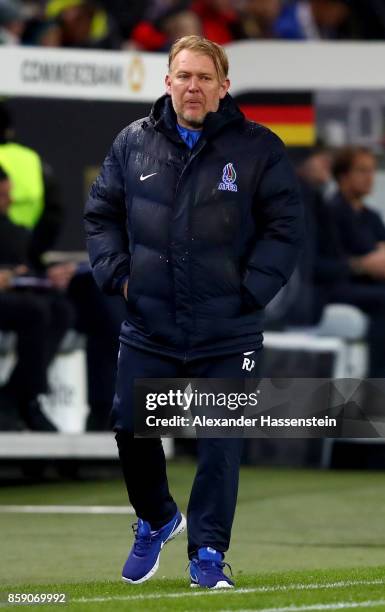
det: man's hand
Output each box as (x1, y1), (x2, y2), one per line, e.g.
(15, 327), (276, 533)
(0, 265), (30, 291)
(47, 263), (77, 290)
(0, 269), (13, 291)
(350, 248), (385, 280)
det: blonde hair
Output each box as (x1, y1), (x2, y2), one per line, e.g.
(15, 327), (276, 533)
(168, 35), (229, 83)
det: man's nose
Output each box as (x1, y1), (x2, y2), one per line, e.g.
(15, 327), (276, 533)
(188, 77), (199, 91)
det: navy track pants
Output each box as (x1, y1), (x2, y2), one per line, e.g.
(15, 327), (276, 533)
(113, 342), (259, 557)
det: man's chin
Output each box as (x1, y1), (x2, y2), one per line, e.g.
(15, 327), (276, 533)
(181, 113), (205, 130)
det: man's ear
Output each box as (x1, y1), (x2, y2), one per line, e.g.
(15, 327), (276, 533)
(165, 74), (172, 95)
(219, 78), (230, 100)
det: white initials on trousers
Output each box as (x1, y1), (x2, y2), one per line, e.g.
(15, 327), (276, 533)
(242, 357), (255, 372)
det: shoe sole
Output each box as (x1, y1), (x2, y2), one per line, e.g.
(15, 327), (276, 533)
(122, 513), (186, 585)
(190, 581), (234, 589)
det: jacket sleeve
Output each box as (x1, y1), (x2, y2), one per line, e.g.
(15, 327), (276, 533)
(242, 133), (304, 308)
(84, 130), (130, 295)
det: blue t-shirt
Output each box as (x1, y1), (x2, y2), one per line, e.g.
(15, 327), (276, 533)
(177, 124), (202, 149)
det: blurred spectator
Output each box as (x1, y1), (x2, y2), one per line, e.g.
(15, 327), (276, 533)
(161, 8), (201, 42)
(296, 145), (335, 199)
(22, 0), (62, 46)
(66, 270), (126, 430)
(329, 147), (385, 283)
(293, 147), (333, 324)
(313, 146), (385, 377)
(100, 0), (149, 40)
(44, 261), (126, 431)
(238, 0), (282, 39)
(275, 0), (354, 40)
(0, 102), (124, 430)
(297, 146), (332, 188)
(0, 165), (74, 431)
(39, 0), (122, 49)
(0, 102), (63, 268)
(191, 0), (242, 44)
(0, 0), (26, 45)
(130, 5), (201, 51)
(267, 147), (334, 328)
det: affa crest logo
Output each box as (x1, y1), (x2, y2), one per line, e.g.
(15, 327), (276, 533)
(218, 162), (238, 192)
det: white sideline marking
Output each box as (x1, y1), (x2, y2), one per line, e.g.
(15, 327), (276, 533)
(71, 579), (385, 605)
(0, 505), (135, 514)
(220, 601), (385, 612)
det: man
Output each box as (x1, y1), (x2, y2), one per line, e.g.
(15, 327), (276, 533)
(275, 0), (352, 40)
(316, 146), (385, 377)
(0, 102), (63, 269)
(0, 0), (25, 45)
(0, 103), (125, 430)
(85, 35), (302, 588)
(281, 146), (334, 327)
(0, 166), (73, 431)
(43, 0), (122, 49)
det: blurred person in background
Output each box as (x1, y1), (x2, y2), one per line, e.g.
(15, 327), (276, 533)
(21, 0), (63, 46)
(0, 102), (124, 430)
(158, 8), (202, 45)
(329, 147), (385, 285)
(0, 166), (74, 431)
(99, 0), (149, 42)
(0, 0), (26, 45)
(296, 145), (334, 198)
(275, 0), (354, 40)
(313, 146), (385, 377)
(264, 146), (334, 329)
(287, 145), (334, 325)
(0, 102), (63, 268)
(238, 0), (283, 39)
(130, 4), (202, 52)
(46, 261), (126, 431)
(190, 0), (242, 44)
(40, 0), (122, 49)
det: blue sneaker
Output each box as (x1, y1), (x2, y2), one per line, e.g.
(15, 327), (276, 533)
(122, 510), (186, 584)
(189, 547), (234, 589)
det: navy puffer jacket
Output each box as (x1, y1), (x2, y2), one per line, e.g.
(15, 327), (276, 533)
(84, 94), (303, 359)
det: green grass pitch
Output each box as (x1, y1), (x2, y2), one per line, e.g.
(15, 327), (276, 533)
(0, 461), (385, 610)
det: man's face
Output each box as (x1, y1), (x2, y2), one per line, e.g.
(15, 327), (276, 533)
(0, 179), (11, 214)
(311, 0), (350, 28)
(303, 152), (332, 187)
(165, 49), (230, 129)
(342, 153), (376, 198)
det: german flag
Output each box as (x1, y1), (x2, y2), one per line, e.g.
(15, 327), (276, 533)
(235, 92), (315, 147)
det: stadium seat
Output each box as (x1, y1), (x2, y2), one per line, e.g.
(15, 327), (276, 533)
(315, 304), (369, 379)
(263, 304), (370, 468)
(309, 304), (369, 468)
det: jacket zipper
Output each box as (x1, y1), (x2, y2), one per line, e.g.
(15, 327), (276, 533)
(174, 141), (207, 361)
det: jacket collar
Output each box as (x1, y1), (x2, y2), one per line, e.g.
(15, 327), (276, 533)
(149, 93), (244, 143)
